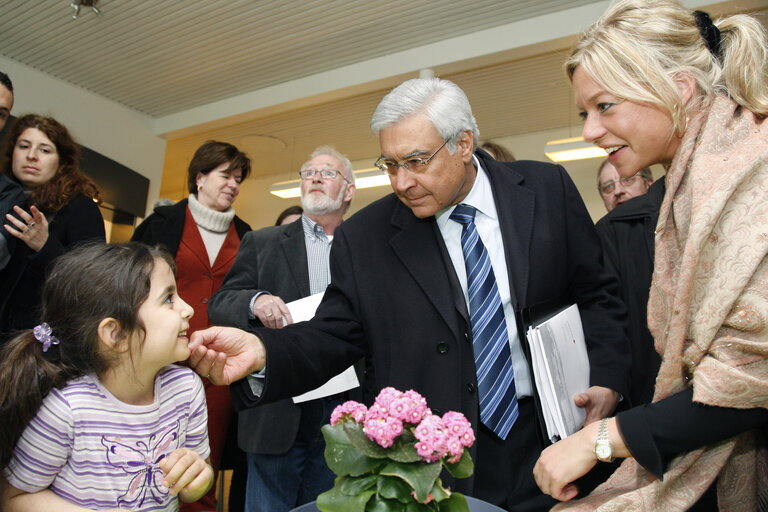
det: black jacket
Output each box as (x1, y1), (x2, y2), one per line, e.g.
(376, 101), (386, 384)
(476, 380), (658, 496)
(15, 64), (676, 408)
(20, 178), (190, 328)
(595, 178), (665, 406)
(0, 195), (105, 339)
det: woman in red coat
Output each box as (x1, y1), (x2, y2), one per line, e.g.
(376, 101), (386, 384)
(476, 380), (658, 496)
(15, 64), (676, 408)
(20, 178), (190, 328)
(133, 141), (251, 512)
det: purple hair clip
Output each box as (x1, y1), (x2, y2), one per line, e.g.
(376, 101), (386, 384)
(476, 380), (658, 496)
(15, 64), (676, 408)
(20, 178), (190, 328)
(33, 323), (60, 352)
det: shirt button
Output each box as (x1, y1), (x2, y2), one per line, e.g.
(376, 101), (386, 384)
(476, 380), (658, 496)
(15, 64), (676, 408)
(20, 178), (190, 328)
(436, 342), (449, 354)
(201, 297), (208, 304)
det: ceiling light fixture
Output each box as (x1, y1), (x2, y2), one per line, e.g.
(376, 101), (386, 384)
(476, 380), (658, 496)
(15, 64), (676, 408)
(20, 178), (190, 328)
(71, 0), (101, 19)
(269, 167), (390, 199)
(544, 137), (607, 163)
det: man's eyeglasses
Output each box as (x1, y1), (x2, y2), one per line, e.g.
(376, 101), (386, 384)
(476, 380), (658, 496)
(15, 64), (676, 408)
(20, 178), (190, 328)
(374, 140), (448, 176)
(599, 174), (644, 195)
(299, 168), (350, 182)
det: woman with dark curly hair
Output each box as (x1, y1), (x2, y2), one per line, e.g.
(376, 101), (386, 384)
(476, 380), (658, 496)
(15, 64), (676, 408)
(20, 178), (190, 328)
(1, 114), (105, 341)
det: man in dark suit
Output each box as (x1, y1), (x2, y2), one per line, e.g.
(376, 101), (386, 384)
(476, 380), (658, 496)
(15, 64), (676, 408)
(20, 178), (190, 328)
(207, 146), (356, 512)
(191, 78), (630, 512)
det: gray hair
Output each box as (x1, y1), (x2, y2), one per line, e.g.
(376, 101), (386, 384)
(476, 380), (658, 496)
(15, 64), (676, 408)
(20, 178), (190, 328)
(370, 78), (479, 153)
(302, 145), (355, 184)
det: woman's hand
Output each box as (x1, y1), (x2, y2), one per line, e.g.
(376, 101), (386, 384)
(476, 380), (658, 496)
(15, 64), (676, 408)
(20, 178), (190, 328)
(158, 449), (213, 503)
(4, 205), (49, 252)
(533, 417), (629, 501)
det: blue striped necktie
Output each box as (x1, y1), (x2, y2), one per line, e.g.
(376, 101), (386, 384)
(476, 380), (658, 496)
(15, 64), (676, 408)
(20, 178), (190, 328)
(450, 203), (518, 439)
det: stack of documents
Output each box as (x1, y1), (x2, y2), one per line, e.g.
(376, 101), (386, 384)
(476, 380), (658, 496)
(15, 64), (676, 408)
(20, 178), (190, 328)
(526, 304), (589, 443)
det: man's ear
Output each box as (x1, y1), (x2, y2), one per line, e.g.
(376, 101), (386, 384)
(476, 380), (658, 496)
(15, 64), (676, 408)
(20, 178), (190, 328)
(458, 130), (474, 162)
(97, 318), (129, 353)
(343, 183), (356, 203)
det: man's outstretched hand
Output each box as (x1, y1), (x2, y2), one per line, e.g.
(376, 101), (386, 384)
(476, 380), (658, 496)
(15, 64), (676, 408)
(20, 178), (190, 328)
(188, 326), (266, 385)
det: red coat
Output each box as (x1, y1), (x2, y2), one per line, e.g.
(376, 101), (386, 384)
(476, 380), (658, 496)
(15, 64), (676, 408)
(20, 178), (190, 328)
(176, 208), (242, 334)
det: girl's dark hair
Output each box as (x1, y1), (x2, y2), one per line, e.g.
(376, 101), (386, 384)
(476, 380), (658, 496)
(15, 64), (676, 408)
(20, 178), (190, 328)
(0, 242), (175, 469)
(1, 114), (101, 214)
(187, 140), (251, 195)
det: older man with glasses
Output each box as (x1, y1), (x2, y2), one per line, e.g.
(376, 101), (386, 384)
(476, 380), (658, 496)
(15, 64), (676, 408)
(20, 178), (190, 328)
(208, 145), (357, 512)
(597, 159), (653, 212)
(193, 78), (630, 512)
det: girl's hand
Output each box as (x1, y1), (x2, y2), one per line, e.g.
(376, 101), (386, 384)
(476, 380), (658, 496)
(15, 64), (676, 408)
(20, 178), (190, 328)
(158, 449), (213, 503)
(4, 205), (49, 252)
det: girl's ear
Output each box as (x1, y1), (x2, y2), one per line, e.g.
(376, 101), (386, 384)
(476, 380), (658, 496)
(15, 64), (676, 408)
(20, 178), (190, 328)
(97, 318), (129, 353)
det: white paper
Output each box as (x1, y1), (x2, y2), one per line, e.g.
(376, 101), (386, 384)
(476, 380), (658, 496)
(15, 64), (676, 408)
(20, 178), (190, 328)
(286, 292), (360, 403)
(526, 304), (589, 442)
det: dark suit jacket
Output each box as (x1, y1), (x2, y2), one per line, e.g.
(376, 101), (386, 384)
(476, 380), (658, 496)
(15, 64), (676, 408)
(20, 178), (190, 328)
(234, 152), (631, 494)
(208, 219), (312, 454)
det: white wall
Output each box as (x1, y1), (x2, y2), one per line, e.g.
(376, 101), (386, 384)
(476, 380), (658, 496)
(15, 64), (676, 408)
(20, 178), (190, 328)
(486, 129), (664, 223)
(0, 56), (167, 212)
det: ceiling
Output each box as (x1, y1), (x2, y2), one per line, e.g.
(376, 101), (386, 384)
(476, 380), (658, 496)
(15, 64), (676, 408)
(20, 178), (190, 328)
(0, 0), (596, 117)
(2, 0), (767, 224)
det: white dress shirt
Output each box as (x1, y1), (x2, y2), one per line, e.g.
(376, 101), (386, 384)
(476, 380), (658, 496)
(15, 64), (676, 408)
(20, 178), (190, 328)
(435, 156), (532, 396)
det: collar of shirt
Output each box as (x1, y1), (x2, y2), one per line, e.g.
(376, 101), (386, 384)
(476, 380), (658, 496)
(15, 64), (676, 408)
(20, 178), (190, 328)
(301, 214), (331, 244)
(435, 154), (498, 229)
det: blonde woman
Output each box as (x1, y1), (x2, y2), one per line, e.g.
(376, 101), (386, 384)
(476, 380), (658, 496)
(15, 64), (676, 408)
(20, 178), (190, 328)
(533, 1), (768, 510)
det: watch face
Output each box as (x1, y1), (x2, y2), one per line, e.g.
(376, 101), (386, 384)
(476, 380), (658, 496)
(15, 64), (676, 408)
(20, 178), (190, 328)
(596, 443), (612, 460)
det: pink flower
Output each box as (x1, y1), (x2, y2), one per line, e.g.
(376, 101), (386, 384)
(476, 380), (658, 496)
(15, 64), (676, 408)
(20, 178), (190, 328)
(330, 400), (368, 426)
(363, 415), (403, 448)
(373, 387), (400, 415)
(389, 390), (429, 425)
(442, 411), (475, 448)
(413, 414), (449, 462)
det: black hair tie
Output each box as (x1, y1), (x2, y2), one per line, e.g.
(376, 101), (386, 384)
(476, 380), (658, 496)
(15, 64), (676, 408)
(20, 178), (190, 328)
(694, 10), (721, 59)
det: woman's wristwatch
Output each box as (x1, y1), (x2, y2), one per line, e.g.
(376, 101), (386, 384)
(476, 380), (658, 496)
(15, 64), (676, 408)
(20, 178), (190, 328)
(594, 418), (614, 462)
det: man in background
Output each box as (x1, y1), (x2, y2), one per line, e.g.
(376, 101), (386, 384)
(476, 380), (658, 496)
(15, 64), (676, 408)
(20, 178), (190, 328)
(597, 158), (652, 212)
(0, 71), (24, 271)
(208, 146), (356, 512)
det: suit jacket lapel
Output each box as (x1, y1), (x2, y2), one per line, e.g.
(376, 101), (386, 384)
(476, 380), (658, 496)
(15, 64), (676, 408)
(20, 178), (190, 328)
(388, 203), (466, 330)
(280, 220), (311, 297)
(482, 153), (534, 309)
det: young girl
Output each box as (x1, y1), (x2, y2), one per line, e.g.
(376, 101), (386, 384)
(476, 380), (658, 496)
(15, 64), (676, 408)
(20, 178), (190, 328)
(0, 242), (214, 511)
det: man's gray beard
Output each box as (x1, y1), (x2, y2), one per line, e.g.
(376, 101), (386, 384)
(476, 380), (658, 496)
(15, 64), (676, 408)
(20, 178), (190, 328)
(301, 184), (346, 216)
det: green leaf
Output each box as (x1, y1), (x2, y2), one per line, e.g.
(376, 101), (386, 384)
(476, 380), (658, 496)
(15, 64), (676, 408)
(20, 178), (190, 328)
(377, 474), (413, 503)
(380, 460), (442, 503)
(340, 474), (378, 495)
(386, 430), (422, 463)
(444, 450), (474, 479)
(343, 422), (391, 459)
(323, 424), (385, 477)
(436, 492), (470, 512)
(317, 483), (375, 512)
(365, 494), (409, 512)
(427, 479), (450, 503)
